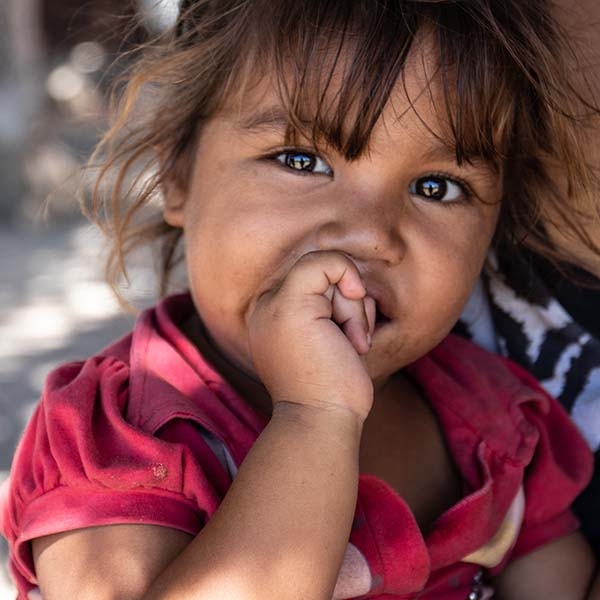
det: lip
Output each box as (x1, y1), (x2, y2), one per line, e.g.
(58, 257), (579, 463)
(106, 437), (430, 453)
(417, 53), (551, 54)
(374, 308), (392, 330)
(363, 284), (396, 329)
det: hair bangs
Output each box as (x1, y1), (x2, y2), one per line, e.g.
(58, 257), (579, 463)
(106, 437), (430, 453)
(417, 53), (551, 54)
(217, 1), (526, 169)
(266, 1), (419, 159)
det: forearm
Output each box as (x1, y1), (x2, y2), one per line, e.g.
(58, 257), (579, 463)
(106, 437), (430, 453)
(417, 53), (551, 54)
(144, 252), (373, 599)
(145, 402), (364, 600)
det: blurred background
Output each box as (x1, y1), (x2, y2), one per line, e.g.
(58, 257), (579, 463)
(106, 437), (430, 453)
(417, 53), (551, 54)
(0, 1), (179, 594)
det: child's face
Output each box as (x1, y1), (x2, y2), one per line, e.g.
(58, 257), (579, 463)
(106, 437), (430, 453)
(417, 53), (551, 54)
(164, 56), (502, 389)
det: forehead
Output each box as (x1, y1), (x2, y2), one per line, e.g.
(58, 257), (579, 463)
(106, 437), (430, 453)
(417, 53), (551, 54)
(219, 33), (457, 156)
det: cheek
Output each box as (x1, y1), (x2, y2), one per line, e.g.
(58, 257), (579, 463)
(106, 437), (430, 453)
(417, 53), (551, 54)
(185, 222), (280, 335)
(188, 265), (254, 370)
(452, 207), (499, 274)
(419, 223), (493, 319)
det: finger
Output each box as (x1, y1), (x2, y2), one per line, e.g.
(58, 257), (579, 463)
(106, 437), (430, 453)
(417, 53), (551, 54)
(282, 251), (366, 302)
(331, 288), (371, 355)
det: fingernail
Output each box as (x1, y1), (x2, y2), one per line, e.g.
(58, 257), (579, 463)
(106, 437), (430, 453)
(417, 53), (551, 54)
(366, 333), (372, 347)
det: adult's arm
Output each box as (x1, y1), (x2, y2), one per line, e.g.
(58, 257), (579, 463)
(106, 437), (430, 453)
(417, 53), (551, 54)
(552, 9), (600, 592)
(548, 0), (600, 277)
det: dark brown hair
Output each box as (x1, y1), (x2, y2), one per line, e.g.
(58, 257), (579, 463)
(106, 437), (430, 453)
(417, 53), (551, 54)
(85, 0), (600, 300)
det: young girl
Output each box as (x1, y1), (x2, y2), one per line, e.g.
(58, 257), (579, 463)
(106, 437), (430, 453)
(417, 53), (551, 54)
(2, 1), (599, 598)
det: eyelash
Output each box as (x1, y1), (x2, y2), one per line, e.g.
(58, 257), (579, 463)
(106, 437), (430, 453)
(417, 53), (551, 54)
(268, 149), (475, 204)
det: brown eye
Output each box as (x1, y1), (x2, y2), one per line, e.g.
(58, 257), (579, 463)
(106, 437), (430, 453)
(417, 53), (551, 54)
(285, 152), (315, 171)
(275, 151), (332, 175)
(409, 175), (464, 202)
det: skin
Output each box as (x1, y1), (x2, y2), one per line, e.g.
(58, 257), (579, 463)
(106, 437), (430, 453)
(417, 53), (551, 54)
(166, 81), (502, 417)
(547, 0), (600, 278)
(32, 32), (598, 600)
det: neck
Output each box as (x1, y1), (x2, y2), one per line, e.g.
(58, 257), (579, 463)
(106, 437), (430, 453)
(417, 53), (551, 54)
(182, 313), (274, 417)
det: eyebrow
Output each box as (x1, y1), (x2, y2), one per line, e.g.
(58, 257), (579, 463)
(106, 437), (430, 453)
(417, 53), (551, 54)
(235, 106), (296, 132)
(419, 143), (459, 164)
(234, 105), (500, 175)
(417, 140), (500, 175)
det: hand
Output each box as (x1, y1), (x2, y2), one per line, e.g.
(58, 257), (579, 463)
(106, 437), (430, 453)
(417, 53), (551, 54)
(248, 251), (376, 421)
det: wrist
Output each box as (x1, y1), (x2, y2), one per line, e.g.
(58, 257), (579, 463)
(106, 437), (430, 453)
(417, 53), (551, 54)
(270, 399), (366, 445)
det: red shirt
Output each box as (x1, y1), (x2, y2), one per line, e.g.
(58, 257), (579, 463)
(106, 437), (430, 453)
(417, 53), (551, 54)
(1, 295), (592, 599)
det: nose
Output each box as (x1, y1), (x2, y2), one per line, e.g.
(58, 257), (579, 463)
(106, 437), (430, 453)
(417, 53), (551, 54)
(314, 201), (405, 266)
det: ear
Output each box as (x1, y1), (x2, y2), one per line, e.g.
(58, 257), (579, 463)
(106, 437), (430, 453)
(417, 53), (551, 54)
(162, 181), (187, 228)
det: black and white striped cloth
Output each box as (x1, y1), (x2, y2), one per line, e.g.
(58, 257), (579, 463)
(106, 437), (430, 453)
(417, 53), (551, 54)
(459, 251), (600, 554)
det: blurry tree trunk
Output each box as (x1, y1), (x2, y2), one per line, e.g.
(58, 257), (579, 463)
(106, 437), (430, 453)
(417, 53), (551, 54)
(9, 0), (45, 116)
(0, 0), (45, 221)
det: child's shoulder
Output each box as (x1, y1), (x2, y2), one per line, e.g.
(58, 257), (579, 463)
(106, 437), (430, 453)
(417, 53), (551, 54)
(41, 294), (210, 425)
(37, 293), (263, 455)
(1, 297), (239, 587)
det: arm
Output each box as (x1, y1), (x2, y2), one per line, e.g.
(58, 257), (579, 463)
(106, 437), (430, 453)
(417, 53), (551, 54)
(554, 0), (600, 110)
(32, 525), (193, 600)
(549, 9), (600, 588)
(144, 402), (363, 600)
(494, 531), (597, 599)
(33, 404), (362, 600)
(546, 0), (600, 278)
(33, 252), (374, 600)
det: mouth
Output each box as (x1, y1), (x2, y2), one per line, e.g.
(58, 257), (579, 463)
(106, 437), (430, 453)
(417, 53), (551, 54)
(374, 305), (392, 330)
(362, 281), (395, 334)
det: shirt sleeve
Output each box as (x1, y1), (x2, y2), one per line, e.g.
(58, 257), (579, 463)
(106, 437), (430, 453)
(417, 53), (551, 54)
(504, 360), (593, 562)
(1, 355), (229, 592)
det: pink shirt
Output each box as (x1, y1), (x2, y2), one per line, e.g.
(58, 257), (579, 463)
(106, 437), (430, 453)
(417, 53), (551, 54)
(1, 294), (592, 599)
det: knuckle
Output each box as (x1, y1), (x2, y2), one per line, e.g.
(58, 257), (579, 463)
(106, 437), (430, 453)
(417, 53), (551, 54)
(296, 250), (354, 275)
